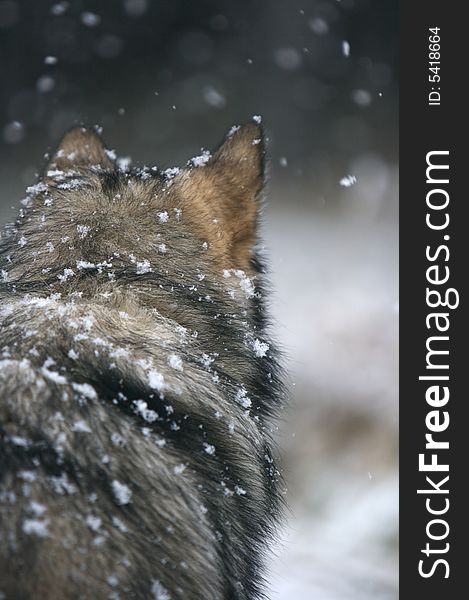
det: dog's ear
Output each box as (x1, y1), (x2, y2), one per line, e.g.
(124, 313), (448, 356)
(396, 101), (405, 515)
(209, 123), (264, 198)
(45, 126), (114, 174)
(180, 123), (265, 272)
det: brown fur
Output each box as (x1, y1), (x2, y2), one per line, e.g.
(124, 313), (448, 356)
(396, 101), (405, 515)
(179, 124), (263, 273)
(47, 127), (114, 173)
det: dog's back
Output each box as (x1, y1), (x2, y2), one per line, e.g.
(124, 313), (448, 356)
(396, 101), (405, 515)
(0, 124), (283, 599)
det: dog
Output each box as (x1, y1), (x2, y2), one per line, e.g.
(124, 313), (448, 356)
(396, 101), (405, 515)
(0, 122), (284, 599)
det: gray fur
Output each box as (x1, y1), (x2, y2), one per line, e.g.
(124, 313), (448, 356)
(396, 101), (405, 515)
(0, 125), (284, 599)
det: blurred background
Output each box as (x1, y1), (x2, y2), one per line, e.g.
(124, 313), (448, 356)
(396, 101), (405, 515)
(0, 1), (398, 598)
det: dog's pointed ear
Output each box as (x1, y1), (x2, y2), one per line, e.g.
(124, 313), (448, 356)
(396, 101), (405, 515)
(209, 123), (264, 199)
(45, 126), (114, 174)
(181, 123), (265, 272)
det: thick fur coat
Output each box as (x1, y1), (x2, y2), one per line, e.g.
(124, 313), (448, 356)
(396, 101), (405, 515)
(0, 124), (284, 599)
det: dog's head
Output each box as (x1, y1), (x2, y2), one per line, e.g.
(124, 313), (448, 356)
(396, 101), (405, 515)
(3, 123), (265, 291)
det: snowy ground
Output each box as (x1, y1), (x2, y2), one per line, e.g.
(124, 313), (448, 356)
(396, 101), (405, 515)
(264, 169), (398, 599)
